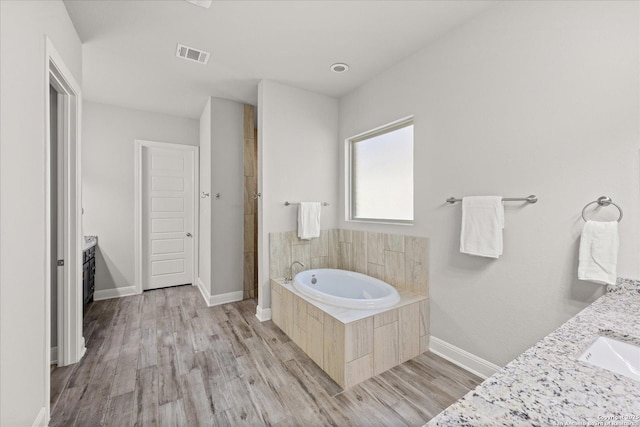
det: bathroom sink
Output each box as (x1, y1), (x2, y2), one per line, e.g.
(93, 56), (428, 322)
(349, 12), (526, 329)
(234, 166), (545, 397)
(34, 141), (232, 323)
(578, 336), (640, 382)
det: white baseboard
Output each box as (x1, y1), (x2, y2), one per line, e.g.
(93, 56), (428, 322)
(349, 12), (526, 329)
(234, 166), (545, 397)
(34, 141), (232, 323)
(94, 285), (138, 301)
(51, 346), (58, 364)
(429, 336), (501, 380)
(196, 278), (243, 307)
(79, 336), (87, 360)
(255, 305), (272, 322)
(196, 277), (211, 305)
(209, 290), (244, 307)
(32, 407), (47, 427)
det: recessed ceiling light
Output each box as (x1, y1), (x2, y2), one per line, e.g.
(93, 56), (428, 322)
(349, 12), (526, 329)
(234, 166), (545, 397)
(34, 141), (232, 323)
(330, 63), (349, 73)
(184, 0), (212, 9)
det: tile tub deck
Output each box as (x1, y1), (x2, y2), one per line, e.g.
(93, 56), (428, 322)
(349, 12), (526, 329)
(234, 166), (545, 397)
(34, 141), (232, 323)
(271, 278), (429, 389)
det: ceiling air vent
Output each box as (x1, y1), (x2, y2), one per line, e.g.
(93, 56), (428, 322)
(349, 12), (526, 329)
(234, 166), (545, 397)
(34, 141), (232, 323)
(176, 44), (210, 65)
(184, 0), (212, 8)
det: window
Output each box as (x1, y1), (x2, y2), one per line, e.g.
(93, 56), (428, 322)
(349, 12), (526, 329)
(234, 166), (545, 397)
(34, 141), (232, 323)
(348, 118), (413, 223)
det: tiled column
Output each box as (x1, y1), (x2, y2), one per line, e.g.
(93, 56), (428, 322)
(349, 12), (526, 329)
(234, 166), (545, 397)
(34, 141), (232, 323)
(243, 105), (258, 299)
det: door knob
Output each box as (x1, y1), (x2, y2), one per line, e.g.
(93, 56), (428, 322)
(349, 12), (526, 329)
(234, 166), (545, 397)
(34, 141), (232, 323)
(186, 232), (192, 237)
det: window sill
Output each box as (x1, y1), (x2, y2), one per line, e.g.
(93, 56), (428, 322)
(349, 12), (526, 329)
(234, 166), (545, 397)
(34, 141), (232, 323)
(347, 218), (414, 226)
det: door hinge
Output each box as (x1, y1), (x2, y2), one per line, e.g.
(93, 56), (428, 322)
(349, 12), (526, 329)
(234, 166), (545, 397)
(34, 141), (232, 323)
(57, 260), (64, 267)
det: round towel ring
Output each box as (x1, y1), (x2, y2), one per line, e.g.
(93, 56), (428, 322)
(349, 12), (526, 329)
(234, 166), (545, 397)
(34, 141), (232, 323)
(581, 196), (623, 223)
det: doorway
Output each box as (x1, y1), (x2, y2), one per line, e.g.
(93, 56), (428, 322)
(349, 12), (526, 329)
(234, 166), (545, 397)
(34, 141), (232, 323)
(49, 85), (63, 367)
(46, 37), (85, 419)
(135, 140), (198, 292)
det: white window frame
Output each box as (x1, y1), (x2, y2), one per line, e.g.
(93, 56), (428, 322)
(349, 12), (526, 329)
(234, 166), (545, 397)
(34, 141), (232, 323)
(346, 116), (414, 225)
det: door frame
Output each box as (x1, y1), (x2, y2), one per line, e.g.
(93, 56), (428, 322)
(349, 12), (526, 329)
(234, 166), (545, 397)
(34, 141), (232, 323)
(44, 36), (85, 417)
(134, 139), (199, 294)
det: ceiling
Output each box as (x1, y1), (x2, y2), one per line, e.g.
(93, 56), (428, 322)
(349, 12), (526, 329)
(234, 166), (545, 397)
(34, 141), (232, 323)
(64, 0), (497, 119)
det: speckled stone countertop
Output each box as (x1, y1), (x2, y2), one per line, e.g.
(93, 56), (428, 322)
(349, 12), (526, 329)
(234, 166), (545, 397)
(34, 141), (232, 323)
(428, 279), (640, 427)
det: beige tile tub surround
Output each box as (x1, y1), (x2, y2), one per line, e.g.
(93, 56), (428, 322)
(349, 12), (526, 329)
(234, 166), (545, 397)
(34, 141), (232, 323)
(269, 230), (429, 388)
(269, 229), (428, 297)
(269, 230), (339, 279)
(271, 279), (429, 389)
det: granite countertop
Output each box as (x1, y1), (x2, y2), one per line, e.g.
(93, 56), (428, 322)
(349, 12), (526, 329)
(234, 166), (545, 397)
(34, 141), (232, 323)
(428, 279), (640, 427)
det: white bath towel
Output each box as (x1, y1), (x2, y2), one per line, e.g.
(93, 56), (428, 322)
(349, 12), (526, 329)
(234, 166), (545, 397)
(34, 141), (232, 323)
(578, 220), (618, 285)
(298, 202), (321, 240)
(460, 196), (504, 258)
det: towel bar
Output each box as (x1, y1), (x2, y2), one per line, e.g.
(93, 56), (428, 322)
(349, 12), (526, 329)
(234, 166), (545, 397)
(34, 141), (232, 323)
(285, 201), (330, 206)
(446, 195), (538, 204)
(581, 196), (623, 223)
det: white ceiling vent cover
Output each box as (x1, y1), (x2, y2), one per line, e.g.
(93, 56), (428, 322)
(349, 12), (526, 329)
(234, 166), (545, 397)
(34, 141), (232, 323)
(176, 44), (210, 65)
(184, 0), (212, 8)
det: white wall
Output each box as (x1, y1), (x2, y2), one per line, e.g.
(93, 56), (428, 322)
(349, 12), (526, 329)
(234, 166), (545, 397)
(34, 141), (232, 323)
(198, 99), (212, 294)
(83, 102), (199, 292)
(0, 0), (82, 424)
(210, 97), (245, 297)
(197, 97), (245, 301)
(257, 80), (339, 310)
(339, 0), (640, 367)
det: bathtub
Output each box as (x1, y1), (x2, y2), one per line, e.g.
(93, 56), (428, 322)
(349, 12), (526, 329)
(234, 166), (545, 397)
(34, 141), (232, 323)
(293, 268), (400, 309)
(271, 272), (428, 388)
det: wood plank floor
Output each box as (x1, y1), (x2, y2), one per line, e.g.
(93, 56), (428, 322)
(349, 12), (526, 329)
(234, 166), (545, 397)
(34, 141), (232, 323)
(50, 285), (482, 426)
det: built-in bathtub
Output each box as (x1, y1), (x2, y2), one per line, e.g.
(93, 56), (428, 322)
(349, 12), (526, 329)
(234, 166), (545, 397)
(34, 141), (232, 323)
(270, 269), (429, 389)
(293, 269), (401, 310)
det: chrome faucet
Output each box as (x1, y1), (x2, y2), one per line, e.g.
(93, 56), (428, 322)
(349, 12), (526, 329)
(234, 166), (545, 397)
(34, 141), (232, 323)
(285, 261), (305, 282)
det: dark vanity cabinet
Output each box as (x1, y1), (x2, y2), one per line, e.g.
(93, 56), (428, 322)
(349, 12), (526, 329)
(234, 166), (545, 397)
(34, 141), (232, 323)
(83, 245), (96, 312)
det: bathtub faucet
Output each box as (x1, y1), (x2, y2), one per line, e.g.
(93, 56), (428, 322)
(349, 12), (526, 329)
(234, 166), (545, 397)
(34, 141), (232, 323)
(286, 261), (305, 283)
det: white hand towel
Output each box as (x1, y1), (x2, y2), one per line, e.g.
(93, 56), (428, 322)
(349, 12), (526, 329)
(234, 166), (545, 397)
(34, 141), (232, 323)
(298, 202), (321, 240)
(578, 220), (618, 285)
(460, 196), (504, 258)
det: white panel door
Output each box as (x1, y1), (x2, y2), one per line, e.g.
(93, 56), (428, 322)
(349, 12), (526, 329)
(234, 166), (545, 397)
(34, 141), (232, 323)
(142, 145), (194, 290)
